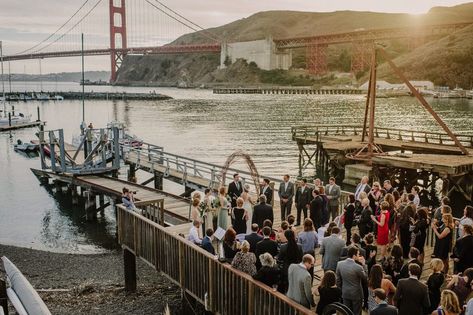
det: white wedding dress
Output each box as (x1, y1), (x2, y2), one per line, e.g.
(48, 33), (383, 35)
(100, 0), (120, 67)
(242, 192), (253, 234)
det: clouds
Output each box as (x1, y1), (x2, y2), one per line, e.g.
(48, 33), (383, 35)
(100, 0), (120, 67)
(0, 0), (469, 73)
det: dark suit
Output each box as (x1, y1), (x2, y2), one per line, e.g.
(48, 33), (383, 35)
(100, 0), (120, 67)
(393, 277), (430, 315)
(354, 183), (371, 200)
(371, 303), (398, 315)
(295, 185), (312, 225)
(399, 259), (423, 280)
(453, 234), (473, 272)
(245, 232), (264, 253)
(256, 238), (278, 258)
(261, 185), (273, 205)
(252, 202), (274, 229)
(228, 180), (243, 207)
(201, 236), (215, 255)
(310, 195), (323, 229)
(279, 181), (294, 221)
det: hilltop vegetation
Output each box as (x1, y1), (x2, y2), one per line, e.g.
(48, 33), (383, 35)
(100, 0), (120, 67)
(117, 3), (473, 88)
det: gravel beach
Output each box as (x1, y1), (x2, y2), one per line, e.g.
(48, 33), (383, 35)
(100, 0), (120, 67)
(0, 244), (183, 314)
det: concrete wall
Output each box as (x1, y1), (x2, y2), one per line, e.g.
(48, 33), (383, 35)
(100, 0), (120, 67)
(220, 38), (292, 70)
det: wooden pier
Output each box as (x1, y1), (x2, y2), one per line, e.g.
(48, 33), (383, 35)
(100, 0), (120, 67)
(3, 91), (172, 101)
(0, 120), (44, 132)
(213, 87), (363, 95)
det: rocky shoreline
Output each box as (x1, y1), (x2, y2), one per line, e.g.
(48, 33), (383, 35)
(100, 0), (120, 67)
(0, 244), (182, 314)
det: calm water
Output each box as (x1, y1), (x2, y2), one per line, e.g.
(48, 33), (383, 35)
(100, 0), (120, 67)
(1, 81), (472, 253)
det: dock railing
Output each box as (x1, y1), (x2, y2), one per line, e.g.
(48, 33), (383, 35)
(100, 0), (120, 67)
(292, 125), (473, 148)
(117, 205), (312, 315)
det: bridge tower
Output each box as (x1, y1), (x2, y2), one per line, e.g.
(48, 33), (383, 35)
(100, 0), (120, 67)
(306, 43), (328, 75)
(109, 0), (127, 82)
(350, 40), (374, 75)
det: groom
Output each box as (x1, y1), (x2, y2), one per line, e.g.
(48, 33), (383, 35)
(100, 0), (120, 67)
(279, 174), (294, 221)
(228, 173), (243, 208)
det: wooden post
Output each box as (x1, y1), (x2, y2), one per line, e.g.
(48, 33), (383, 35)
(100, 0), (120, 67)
(153, 171), (163, 190)
(71, 185), (79, 205)
(8, 113), (11, 127)
(0, 278), (7, 315)
(84, 191), (97, 221)
(123, 248), (137, 292)
(99, 194), (105, 216)
(37, 106), (40, 122)
(127, 163), (136, 182)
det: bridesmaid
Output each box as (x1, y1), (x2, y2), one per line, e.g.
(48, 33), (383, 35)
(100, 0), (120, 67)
(217, 186), (229, 230)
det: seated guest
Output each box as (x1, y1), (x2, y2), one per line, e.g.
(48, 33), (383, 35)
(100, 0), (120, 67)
(187, 220), (202, 245)
(286, 254), (316, 308)
(245, 223), (263, 253)
(341, 233), (366, 259)
(393, 264), (430, 315)
(320, 226), (345, 272)
(276, 221), (290, 244)
(399, 247), (422, 279)
(314, 270), (341, 315)
(201, 228), (215, 255)
(434, 289), (462, 315)
(256, 226), (279, 267)
(253, 252), (280, 289)
(367, 264), (396, 312)
(427, 259), (445, 313)
(371, 289), (398, 315)
(223, 227), (240, 262)
(298, 218), (318, 278)
(259, 219), (277, 241)
(231, 240), (257, 276)
(446, 268), (473, 307)
(382, 245), (404, 285)
(252, 195), (273, 229)
(287, 214), (297, 233)
(363, 233), (378, 273)
(277, 229), (303, 294)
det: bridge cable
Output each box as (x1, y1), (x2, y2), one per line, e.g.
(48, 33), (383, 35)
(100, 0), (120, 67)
(14, 0), (91, 55)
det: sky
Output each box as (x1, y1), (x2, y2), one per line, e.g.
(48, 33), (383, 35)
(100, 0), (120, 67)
(0, 0), (470, 74)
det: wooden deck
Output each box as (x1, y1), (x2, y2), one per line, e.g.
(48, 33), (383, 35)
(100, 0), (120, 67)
(0, 120), (44, 131)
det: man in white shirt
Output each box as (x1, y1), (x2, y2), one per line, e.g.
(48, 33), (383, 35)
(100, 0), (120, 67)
(411, 186), (420, 206)
(355, 176), (371, 201)
(187, 220), (202, 245)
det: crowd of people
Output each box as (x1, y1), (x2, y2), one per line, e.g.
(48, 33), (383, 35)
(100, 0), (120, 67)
(181, 173), (473, 315)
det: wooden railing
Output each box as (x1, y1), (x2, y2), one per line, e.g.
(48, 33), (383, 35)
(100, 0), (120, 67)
(117, 205), (312, 315)
(292, 125), (473, 148)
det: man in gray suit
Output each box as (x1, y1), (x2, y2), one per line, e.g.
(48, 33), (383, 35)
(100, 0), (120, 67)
(336, 246), (368, 315)
(326, 177), (341, 221)
(286, 254), (316, 308)
(354, 176), (371, 201)
(320, 226), (345, 272)
(279, 174), (294, 221)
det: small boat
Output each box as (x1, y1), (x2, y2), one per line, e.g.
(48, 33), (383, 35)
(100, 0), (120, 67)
(35, 93), (50, 101)
(14, 139), (39, 152)
(0, 112), (32, 126)
(52, 95), (64, 101)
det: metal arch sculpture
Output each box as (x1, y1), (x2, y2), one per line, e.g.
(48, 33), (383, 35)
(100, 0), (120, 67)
(220, 150), (261, 196)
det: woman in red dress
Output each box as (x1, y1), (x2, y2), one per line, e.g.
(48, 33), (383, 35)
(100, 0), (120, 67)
(371, 201), (390, 259)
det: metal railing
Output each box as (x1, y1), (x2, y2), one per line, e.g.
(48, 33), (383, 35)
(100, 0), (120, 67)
(291, 125), (473, 148)
(117, 205), (312, 315)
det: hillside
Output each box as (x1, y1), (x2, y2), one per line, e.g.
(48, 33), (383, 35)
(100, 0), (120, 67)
(116, 3), (473, 87)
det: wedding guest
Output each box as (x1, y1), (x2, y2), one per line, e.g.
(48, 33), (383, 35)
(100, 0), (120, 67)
(382, 244), (404, 285)
(371, 201), (390, 259)
(319, 186), (330, 226)
(298, 218), (318, 278)
(261, 178), (273, 205)
(310, 189), (324, 230)
(393, 264), (430, 315)
(457, 206), (473, 238)
(231, 240), (256, 276)
(277, 229), (303, 294)
(446, 268), (473, 307)
(256, 226), (278, 261)
(203, 188), (215, 231)
(287, 254), (316, 308)
(223, 227), (239, 262)
(363, 233), (378, 273)
(217, 187), (229, 230)
(434, 289), (462, 315)
(326, 177), (341, 221)
(320, 226), (345, 272)
(201, 228), (215, 255)
(383, 180), (395, 194)
(295, 178), (312, 226)
(279, 175), (294, 221)
(427, 258), (445, 313)
(343, 194), (356, 246)
(241, 184), (255, 234)
(452, 224), (473, 273)
(411, 186), (420, 207)
(412, 207), (429, 264)
(367, 264), (396, 312)
(355, 176), (371, 201)
(358, 198), (373, 238)
(399, 247), (422, 280)
(314, 270), (341, 315)
(187, 220), (202, 245)
(432, 213), (454, 274)
(276, 221), (289, 244)
(399, 205), (415, 259)
(228, 173), (243, 208)
(245, 223), (263, 253)
(371, 289), (398, 315)
(252, 195), (273, 230)
(253, 252), (280, 289)
(231, 197), (247, 235)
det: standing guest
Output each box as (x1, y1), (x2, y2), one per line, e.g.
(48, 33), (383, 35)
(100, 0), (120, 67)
(371, 289), (398, 315)
(384, 193), (397, 244)
(252, 195), (273, 230)
(260, 178), (273, 205)
(314, 270), (342, 315)
(277, 229), (303, 294)
(228, 173), (243, 208)
(231, 240), (257, 276)
(427, 259), (445, 313)
(367, 264), (397, 312)
(446, 268), (473, 307)
(241, 184), (255, 234)
(121, 187), (136, 210)
(368, 182), (383, 217)
(343, 194), (356, 246)
(383, 180), (395, 194)
(203, 188), (215, 231)
(255, 226), (278, 260)
(456, 206), (473, 238)
(452, 224), (473, 273)
(412, 207), (429, 264)
(336, 246), (368, 315)
(310, 189), (324, 230)
(319, 186), (330, 226)
(358, 198), (373, 238)
(223, 227), (239, 262)
(276, 221), (289, 244)
(279, 174), (294, 221)
(286, 254), (316, 308)
(393, 264), (430, 315)
(434, 197), (451, 222)
(231, 197), (247, 235)
(324, 222), (337, 237)
(326, 177), (341, 221)
(245, 223), (263, 253)
(434, 290), (462, 315)
(295, 178), (312, 226)
(287, 214), (297, 232)
(355, 176), (371, 201)
(341, 233), (367, 259)
(382, 244), (404, 285)
(411, 186), (420, 207)
(253, 252), (280, 289)
(217, 187), (229, 230)
(399, 205), (415, 259)
(314, 178), (322, 189)
(201, 228), (215, 255)
(191, 197), (202, 223)
(187, 220), (202, 245)
(363, 233), (378, 273)
(297, 218), (318, 279)
(432, 213), (454, 274)
(371, 201), (390, 259)
(399, 247), (423, 280)
(320, 226), (345, 272)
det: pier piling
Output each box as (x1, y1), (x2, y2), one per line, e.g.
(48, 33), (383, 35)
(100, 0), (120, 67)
(123, 248), (137, 293)
(0, 279), (7, 315)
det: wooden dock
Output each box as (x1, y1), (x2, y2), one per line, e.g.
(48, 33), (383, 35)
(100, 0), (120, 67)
(0, 120), (44, 132)
(213, 87), (363, 95)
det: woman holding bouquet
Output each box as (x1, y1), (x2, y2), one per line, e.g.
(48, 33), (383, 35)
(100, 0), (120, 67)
(217, 186), (230, 230)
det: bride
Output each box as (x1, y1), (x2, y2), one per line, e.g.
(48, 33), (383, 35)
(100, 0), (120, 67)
(241, 184), (255, 234)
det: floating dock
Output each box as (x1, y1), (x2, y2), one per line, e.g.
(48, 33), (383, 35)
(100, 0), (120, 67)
(0, 120), (44, 132)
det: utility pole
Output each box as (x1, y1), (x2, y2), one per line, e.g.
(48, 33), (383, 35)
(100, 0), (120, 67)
(81, 33), (85, 125)
(0, 41), (5, 117)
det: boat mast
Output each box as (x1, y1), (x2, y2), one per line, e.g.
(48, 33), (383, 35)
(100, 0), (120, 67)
(8, 61), (11, 94)
(0, 41), (5, 117)
(81, 33), (85, 133)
